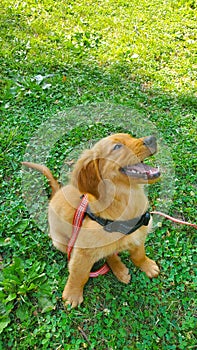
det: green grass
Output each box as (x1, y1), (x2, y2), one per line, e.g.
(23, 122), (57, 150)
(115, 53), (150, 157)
(0, 0), (197, 349)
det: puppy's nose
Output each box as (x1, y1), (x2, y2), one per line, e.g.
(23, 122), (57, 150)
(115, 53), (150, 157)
(143, 136), (157, 152)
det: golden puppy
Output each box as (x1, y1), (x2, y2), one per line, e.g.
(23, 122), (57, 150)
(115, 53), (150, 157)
(22, 133), (161, 308)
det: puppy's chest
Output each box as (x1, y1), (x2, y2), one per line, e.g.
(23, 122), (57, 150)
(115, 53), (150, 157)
(120, 227), (147, 250)
(116, 197), (148, 221)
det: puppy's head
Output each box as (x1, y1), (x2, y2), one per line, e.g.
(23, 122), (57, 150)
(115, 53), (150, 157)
(71, 133), (161, 198)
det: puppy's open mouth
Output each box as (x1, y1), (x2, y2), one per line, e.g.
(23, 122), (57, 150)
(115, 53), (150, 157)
(120, 163), (160, 180)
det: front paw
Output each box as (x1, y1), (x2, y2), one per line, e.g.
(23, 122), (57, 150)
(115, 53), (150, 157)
(62, 285), (84, 308)
(114, 265), (131, 284)
(140, 258), (160, 278)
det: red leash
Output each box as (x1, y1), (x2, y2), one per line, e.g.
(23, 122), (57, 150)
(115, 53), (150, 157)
(151, 211), (197, 229)
(67, 194), (110, 278)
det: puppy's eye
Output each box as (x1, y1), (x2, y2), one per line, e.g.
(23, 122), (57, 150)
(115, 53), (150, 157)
(113, 144), (123, 151)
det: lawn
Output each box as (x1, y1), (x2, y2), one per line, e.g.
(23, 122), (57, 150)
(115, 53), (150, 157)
(0, 0), (197, 349)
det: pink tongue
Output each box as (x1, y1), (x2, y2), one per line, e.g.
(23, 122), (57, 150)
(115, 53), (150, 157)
(121, 163), (160, 179)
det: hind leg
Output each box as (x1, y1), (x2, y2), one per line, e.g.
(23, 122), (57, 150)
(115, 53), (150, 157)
(129, 244), (160, 278)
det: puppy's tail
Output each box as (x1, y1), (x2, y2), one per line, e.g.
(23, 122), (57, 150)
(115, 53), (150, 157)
(22, 161), (60, 197)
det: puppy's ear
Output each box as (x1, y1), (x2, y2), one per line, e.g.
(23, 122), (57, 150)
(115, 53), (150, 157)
(74, 159), (102, 198)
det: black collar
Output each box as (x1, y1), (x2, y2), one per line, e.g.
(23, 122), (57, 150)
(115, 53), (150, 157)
(85, 205), (151, 235)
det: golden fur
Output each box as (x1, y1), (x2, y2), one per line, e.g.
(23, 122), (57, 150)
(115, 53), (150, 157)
(22, 133), (160, 308)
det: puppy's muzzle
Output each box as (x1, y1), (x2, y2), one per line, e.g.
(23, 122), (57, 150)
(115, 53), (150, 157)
(143, 135), (157, 154)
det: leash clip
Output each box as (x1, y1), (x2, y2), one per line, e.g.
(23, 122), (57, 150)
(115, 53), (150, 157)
(143, 212), (151, 226)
